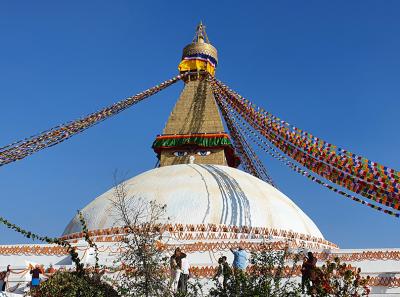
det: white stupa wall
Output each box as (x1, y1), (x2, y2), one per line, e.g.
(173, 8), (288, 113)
(0, 242), (399, 296)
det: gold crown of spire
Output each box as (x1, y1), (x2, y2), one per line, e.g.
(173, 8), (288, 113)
(178, 22), (218, 77)
(182, 22), (218, 64)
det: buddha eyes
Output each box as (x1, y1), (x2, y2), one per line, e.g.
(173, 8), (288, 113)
(197, 150), (211, 156)
(174, 151), (188, 157)
(173, 150), (211, 157)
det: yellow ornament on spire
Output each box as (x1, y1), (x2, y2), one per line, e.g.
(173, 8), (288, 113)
(178, 22), (218, 76)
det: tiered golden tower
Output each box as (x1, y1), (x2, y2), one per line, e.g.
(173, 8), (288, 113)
(152, 23), (238, 167)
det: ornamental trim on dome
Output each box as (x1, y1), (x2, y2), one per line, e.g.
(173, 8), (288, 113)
(60, 223), (338, 249)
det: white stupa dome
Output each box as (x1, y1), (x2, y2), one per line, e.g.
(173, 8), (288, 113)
(63, 164), (324, 240)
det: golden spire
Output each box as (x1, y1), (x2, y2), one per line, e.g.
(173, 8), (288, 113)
(152, 23), (239, 168)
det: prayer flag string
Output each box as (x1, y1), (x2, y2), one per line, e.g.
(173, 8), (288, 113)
(212, 79), (400, 192)
(224, 86), (400, 187)
(214, 90), (276, 187)
(217, 99), (399, 218)
(209, 77), (399, 211)
(0, 74), (186, 167)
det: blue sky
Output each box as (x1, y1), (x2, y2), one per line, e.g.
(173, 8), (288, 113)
(0, 1), (399, 248)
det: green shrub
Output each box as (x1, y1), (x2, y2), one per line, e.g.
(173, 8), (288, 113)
(30, 271), (119, 297)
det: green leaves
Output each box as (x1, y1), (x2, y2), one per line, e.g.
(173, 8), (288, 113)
(30, 271), (119, 297)
(309, 257), (369, 296)
(78, 211), (100, 269)
(209, 244), (302, 297)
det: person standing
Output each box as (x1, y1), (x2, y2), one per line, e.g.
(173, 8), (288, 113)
(178, 253), (190, 294)
(1, 265), (10, 292)
(301, 257), (309, 293)
(30, 265), (42, 288)
(47, 264), (55, 274)
(230, 246), (248, 276)
(214, 256), (232, 289)
(301, 252), (317, 293)
(214, 257), (224, 284)
(169, 248), (182, 293)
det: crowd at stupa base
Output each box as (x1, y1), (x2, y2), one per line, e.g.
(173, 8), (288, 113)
(0, 239), (399, 296)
